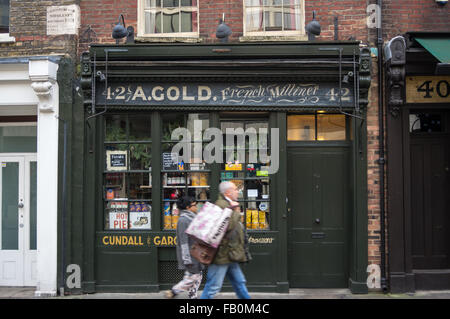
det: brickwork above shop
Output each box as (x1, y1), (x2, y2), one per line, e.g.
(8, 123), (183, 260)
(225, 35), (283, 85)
(0, 0), (79, 59)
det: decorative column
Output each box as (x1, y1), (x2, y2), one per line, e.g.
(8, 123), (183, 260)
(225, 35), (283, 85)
(29, 58), (60, 297)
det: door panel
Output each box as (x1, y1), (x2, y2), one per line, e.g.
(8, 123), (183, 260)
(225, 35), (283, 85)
(410, 136), (449, 269)
(0, 155), (36, 286)
(0, 157), (24, 286)
(287, 147), (349, 288)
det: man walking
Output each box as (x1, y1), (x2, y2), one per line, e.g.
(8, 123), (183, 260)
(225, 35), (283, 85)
(166, 196), (204, 299)
(200, 181), (251, 299)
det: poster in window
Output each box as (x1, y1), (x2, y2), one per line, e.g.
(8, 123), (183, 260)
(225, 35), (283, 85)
(106, 150), (127, 171)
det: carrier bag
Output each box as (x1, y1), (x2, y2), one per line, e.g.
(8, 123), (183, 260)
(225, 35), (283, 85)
(185, 202), (232, 248)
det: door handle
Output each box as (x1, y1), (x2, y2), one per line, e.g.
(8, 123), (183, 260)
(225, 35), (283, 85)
(315, 218), (321, 224)
(18, 202), (24, 208)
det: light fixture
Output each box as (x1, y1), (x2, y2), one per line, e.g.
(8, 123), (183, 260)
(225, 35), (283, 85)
(306, 11), (321, 41)
(112, 14), (134, 44)
(436, 0), (448, 5)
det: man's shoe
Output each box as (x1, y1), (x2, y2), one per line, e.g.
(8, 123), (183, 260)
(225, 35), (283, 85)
(165, 289), (176, 299)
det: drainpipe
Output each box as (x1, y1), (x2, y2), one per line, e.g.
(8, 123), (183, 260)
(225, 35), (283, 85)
(377, 0), (388, 293)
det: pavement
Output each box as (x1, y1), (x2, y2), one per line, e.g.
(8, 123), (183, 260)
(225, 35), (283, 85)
(1, 287), (450, 299)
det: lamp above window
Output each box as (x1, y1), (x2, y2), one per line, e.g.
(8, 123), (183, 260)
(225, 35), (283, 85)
(436, 0), (448, 5)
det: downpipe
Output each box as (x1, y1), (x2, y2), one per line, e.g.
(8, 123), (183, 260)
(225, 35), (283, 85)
(377, 0), (388, 293)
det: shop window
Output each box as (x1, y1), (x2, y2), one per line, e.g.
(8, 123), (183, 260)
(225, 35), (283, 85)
(220, 118), (271, 231)
(243, 0), (305, 37)
(409, 112), (443, 133)
(139, 0), (199, 37)
(104, 114), (152, 231)
(288, 113), (346, 141)
(161, 113), (210, 230)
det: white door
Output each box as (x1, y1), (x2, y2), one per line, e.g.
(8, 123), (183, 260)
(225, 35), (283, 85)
(0, 155), (37, 286)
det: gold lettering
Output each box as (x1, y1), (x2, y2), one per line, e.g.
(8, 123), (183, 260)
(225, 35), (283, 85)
(161, 236), (167, 245)
(152, 86), (164, 101)
(116, 236), (121, 245)
(102, 236), (109, 245)
(128, 236), (134, 245)
(198, 86), (212, 101)
(122, 236), (128, 245)
(167, 86), (180, 101)
(182, 86), (195, 101)
(154, 236), (160, 245)
(132, 86), (147, 101)
(138, 236), (144, 246)
(167, 236), (174, 246)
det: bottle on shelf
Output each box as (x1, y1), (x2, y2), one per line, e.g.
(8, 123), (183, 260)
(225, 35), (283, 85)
(171, 203), (179, 229)
(163, 202), (172, 230)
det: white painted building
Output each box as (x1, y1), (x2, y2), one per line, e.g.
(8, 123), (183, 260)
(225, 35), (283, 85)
(0, 56), (61, 296)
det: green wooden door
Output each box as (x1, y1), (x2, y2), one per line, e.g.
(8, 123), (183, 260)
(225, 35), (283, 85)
(287, 146), (350, 287)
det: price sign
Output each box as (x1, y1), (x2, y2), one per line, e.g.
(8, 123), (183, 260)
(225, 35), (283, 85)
(406, 76), (450, 103)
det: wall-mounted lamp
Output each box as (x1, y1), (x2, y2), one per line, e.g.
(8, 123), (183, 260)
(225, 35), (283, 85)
(436, 0), (448, 5)
(306, 11), (321, 41)
(112, 14), (134, 44)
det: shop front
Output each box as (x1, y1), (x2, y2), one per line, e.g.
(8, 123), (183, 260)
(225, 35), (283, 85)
(385, 33), (450, 292)
(78, 42), (371, 293)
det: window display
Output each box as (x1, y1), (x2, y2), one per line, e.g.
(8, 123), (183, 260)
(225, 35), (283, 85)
(161, 113), (211, 230)
(220, 120), (271, 231)
(104, 114), (152, 230)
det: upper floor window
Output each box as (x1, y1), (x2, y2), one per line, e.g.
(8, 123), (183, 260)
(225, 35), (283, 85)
(244, 0), (305, 37)
(0, 0), (9, 34)
(138, 0), (199, 37)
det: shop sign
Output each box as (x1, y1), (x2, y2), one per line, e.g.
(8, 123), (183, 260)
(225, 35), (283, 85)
(101, 234), (178, 247)
(106, 150), (127, 171)
(97, 82), (355, 108)
(100, 234), (275, 247)
(406, 76), (450, 103)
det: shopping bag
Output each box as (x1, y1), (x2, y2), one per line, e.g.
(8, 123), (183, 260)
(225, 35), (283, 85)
(185, 202), (232, 248)
(190, 241), (217, 265)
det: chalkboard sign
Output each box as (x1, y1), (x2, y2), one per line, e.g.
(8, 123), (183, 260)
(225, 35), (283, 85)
(106, 150), (127, 171)
(162, 152), (179, 170)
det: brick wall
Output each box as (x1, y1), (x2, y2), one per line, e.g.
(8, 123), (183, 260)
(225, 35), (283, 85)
(383, 0), (450, 39)
(0, 0), (79, 59)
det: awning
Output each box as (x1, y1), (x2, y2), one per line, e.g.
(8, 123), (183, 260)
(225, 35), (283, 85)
(415, 37), (450, 63)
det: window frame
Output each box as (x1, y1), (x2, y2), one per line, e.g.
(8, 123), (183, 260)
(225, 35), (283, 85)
(137, 0), (200, 38)
(243, 0), (306, 38)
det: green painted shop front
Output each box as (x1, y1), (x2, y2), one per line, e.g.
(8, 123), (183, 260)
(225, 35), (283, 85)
(75, 42), (371, 294)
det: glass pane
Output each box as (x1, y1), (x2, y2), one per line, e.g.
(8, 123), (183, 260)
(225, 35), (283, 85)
(30, 162), (37, 250)
(263, 0), (282, 5)
(129, 202), (151, 230)
(162, 113), (184, 141)
(264, 7), (283, 31)
(105, 173), (126, 199)
(287, 115), (315, 141)
(155, 12), (162, 33)
(145, 11), (156, 33)
(129, 173), (152, 200)
(1, 162), (18, 250)
(181, 0), (195, 5)
(163, 11), (179, 33)
(180, 11), (193, 32)
(245, 201), (270, 230)
(130, 144), (151, 170)
(317, 114), (346, 140)
(105, 115), (126, 142)
(128, 115), (151, 141)
(0, 125), (37, 153)
(283, 6), (301, 31)
(409, 113), (443, 133)
(145, 0), (161, 8)
(0, 0), (9, 33)
(106, 201), (128, 230)
(163, 0), (179, 7)
(245, 7), (263, 32)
